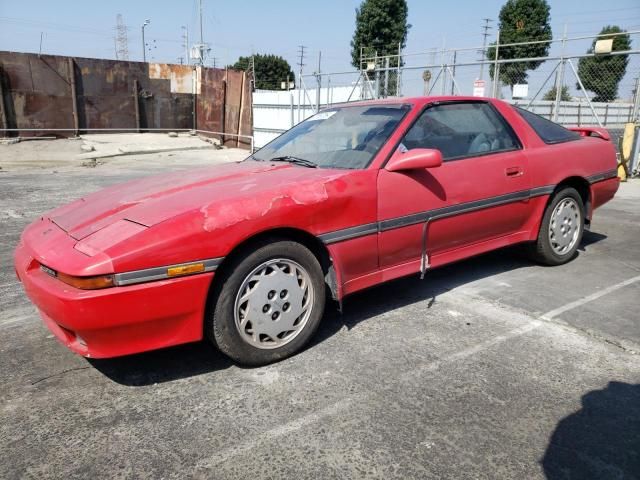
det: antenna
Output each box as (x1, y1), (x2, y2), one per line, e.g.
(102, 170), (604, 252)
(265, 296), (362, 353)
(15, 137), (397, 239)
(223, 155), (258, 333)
(115, 14), (129, 61)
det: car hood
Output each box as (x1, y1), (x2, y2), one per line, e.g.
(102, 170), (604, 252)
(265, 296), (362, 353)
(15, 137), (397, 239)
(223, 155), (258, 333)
(49, 160), (348, 240)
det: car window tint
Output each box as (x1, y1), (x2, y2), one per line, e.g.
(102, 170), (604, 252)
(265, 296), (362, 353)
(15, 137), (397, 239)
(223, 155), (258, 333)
(401, 102), (520, 161)
(514, 106), (581, 144)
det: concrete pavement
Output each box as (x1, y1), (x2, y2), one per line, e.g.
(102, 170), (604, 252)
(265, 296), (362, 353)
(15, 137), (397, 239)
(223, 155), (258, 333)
(1, 139), (638, 479)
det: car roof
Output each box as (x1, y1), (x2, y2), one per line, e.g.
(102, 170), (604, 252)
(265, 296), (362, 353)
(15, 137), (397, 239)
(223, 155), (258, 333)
(332, 96), (503, 109)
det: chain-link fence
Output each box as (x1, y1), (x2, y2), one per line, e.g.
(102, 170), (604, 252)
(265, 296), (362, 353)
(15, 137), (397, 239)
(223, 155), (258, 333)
(295, 29), (640, 129)
(257, 29), (640, 167)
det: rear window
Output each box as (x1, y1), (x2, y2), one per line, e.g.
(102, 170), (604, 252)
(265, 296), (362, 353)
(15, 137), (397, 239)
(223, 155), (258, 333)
(514, 106), (580, 145)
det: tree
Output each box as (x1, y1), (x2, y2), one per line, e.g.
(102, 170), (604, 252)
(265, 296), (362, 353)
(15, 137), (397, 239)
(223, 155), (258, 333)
(230, 54), (295, 91)
(543, 85), (571, 101)
(350, 0), (410, 95)
(486, 0), (552, 87)
(577, 26), (631, 102)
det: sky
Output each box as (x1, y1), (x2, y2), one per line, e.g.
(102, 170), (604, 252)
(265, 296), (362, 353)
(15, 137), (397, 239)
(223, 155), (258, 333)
(1, 0), (639, 97)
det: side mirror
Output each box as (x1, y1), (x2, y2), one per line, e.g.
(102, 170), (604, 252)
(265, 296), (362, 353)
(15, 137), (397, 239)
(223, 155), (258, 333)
(385, 148), (443, 172)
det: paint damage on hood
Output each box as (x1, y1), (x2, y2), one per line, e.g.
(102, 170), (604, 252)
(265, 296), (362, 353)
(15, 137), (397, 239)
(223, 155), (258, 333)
(48, 160), (349, 241)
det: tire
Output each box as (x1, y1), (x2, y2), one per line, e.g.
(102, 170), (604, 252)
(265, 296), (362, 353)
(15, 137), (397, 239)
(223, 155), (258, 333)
(207, 240), (325, 366)
(528, 187), (585, 266)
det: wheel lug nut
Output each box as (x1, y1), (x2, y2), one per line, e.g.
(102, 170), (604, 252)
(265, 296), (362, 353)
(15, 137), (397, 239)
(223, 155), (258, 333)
(268, 290), (276, 300)
(283, 302), (290, 311)
(280, 290), (287, 298)
(262, 304), (270, 313)
(271, 312), (279, 320)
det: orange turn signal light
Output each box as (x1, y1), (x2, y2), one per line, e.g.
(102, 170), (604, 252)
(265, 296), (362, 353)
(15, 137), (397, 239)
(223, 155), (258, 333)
(57, 272), (115, 290)
(167, 263), (205, 277)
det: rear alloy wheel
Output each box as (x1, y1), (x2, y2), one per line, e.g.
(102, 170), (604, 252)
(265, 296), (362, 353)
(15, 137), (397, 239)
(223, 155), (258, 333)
(529, 187), (585, 266)
(208, 240), (325, 366)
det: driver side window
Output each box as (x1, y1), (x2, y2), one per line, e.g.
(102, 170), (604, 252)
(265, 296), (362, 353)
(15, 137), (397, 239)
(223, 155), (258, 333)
(401, 102), (521, 161)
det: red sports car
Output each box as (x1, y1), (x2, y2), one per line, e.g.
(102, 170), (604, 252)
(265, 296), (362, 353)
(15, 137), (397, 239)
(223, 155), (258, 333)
(15, 97), (619, 365)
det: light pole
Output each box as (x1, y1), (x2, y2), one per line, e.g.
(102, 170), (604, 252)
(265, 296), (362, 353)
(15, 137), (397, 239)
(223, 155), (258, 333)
(141, 19), (150, 62)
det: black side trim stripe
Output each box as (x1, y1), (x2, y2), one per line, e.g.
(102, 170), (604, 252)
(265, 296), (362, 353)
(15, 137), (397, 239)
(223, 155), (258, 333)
(320, 185), (555, 245)
(317, 223), (378, 244)
(379, 189), (531, 232)
(114, 257), (223, 286)
(529, 185), (556, 197)
(587, 168), (618, 184)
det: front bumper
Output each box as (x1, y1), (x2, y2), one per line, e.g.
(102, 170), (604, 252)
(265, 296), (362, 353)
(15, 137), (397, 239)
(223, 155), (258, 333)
(14, 239), (214, 358)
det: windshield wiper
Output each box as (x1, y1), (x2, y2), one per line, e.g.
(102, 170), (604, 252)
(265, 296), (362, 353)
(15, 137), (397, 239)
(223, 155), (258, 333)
(268, 156), (317, 168)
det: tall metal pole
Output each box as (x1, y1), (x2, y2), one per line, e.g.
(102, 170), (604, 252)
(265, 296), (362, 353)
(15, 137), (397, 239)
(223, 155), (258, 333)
(396, 42), (402, 97)
(632, 77), (640, 122)
(450, 50), (457, 95)
(440, 39), (447, 95)
(479, 18), (493, 80)
(491, 30), (501, 98)
(553, 24), (568, 122)
(316, 51), (322, 112)
(297, 45), (305, 122)
(383, 57), (390, 98)
(199, 0), (204, 65)
(141, 20), (150, 63)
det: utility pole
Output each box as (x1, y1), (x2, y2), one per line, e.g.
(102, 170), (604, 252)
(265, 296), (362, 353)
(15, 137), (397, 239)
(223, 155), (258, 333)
(198, 0), (206, 65)
(249, 55), (256, 89)
(479, 18), (493, 80)
(297, 45), (306, 122)
(141, 19), (150, 62)
(199, 0), (204, 62)
(316, 51), (322, 111)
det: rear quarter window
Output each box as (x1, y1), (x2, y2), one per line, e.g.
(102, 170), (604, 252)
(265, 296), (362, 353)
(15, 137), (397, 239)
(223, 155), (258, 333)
(514, 106), (581, 145)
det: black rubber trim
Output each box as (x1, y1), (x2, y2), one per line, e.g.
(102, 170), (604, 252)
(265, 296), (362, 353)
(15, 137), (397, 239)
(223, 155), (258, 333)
(319, 186), (559, 245)
(114, 257), (223, 286)
(379, 189), (531, 232)
(587, 169), (618, 184)
(318, 223), (379, 245)
(529, 185), (556, 197)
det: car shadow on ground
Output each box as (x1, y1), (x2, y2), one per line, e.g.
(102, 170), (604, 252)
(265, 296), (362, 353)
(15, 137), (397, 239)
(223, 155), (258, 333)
(90, 231), (607, 386)
(541, 381), (640, 479)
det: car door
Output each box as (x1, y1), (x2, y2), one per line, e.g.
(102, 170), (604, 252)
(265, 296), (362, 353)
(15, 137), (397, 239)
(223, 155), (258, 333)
(377, 100), (531, 272)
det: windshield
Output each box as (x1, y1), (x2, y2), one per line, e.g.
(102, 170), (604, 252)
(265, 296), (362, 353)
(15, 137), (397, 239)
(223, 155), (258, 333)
(252, 104), (410, 169)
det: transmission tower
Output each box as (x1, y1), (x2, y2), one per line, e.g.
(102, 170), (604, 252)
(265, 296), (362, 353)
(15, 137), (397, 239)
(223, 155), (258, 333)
(115, 14), (129, 60)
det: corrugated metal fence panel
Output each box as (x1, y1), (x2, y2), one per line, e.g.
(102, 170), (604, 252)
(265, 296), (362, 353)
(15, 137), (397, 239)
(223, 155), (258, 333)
(0, 51), (252, 148)
(0, 52), (75, 133)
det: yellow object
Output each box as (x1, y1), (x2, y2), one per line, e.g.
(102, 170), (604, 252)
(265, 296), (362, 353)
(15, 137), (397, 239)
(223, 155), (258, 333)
(167, 263), (205, 277)
(622, 123), (635, 160)
(618, 163), (627, 181)
(618, 123), (636, 182)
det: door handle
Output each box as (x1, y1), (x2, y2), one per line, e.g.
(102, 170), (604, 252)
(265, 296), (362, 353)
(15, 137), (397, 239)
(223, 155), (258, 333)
(505, 166), (523, 177)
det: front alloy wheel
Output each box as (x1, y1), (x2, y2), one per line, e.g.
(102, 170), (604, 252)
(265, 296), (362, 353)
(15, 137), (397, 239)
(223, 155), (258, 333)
(234, 259), (314, 349)
(208, 240), (325, 366)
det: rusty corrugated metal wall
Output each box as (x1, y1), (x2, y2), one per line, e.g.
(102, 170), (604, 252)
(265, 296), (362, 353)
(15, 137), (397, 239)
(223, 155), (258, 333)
(0, 51), (252, 148)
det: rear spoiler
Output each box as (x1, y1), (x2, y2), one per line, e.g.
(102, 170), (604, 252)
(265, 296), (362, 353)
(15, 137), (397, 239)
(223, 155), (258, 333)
(568, 126), (611, 141)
